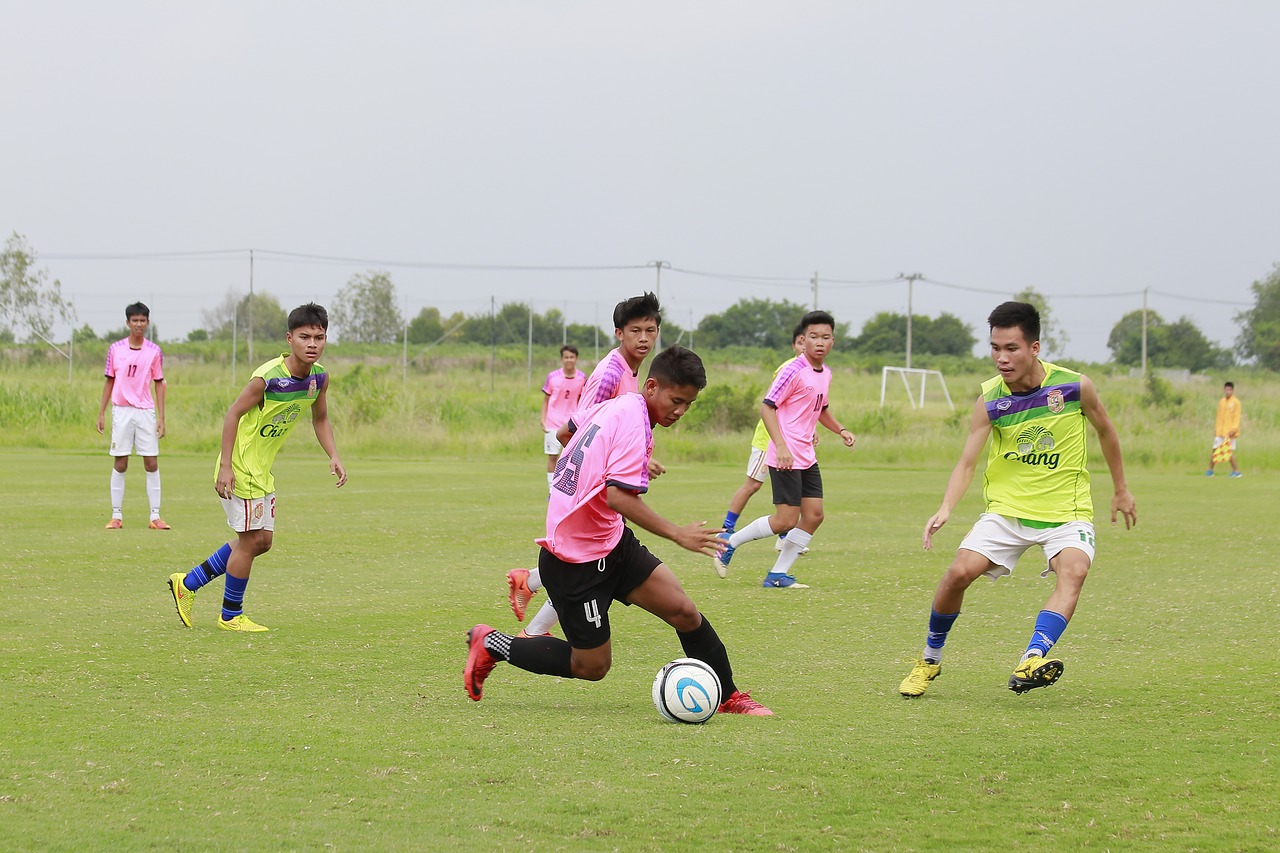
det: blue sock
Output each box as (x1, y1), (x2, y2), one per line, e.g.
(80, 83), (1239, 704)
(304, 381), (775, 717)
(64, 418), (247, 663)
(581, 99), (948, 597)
(221, 574), (250, 621)
(924, 609), (960, 662)
(723, 511), (740, 533)
(185, 543), (231, 591)
(1025, 610), (1068, 658)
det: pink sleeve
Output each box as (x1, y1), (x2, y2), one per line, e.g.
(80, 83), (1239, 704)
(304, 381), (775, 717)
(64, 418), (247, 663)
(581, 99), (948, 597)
(151, 347), (164, 380)
(602, 406), (649, 493)
(104, 343), (115, 378)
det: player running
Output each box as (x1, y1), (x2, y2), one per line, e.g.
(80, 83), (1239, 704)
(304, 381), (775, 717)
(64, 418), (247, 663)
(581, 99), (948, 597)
(899, 301), (1137, 697)
(466, 345), (772, 716)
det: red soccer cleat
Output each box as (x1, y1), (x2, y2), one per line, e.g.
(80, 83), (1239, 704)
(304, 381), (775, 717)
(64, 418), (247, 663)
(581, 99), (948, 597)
(464, 624), (497, 702)
(506, 569), (538, 622)
(718, 690), (774, 716)
(148, 518), (172, 530)
(104, 518), (123, 530)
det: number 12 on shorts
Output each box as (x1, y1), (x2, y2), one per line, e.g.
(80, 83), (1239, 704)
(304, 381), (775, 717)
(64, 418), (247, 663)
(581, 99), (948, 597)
(584, 599), (602, 629)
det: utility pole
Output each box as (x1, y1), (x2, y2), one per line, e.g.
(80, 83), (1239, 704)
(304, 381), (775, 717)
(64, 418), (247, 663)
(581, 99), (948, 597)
(898, 272), (924, 369)
(648, 260), (669, 351)
(1141, 287), (1149, 376)
(248, 249), (255, 368)
(811, 271), (819, 309)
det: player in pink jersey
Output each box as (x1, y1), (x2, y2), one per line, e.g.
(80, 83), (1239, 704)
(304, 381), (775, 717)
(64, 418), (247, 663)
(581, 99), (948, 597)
(512, 293), (665, 638)
(96, 302), (169, 530)
(467, 346), (773, 716)
(714, 310), (857, 588)
(540, 344), (587, 495)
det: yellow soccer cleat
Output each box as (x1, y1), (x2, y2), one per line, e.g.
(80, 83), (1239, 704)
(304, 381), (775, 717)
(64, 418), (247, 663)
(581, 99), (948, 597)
(899, 659), (942, 697)
(1008, 655), (1064, 694)
(168, 573), (195, 628)
(217, 614), (269, 633)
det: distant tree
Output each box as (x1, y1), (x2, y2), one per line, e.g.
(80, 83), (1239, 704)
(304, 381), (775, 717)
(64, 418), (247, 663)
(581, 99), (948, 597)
(331, 271), (404, 343)
(186, 328), (209, 342)
(72, 323), (99, 343)
(695, 299), (826, 349)
(1013, 287), (1068, 357)
(0, 232), (74, 340)
(1108, 309), (1231, 371)
(920, 312), (977, 356)
(1235, 262), (1280, 369)
(407, 306), (466, 345)
(851, 311), (976, 357)
(852, 312), (907, 355)
(203, 290), (289, 342)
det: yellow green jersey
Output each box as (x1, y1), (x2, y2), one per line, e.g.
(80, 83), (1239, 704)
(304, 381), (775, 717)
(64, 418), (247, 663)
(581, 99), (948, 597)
(218, 355), (327, 498)
(980, 360), (1092, 523)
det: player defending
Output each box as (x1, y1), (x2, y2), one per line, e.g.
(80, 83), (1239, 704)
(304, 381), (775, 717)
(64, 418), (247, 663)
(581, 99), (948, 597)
(167, 303), (347, 632)
(465, 346), (772, 716)
(713, 311), (856, 588)
(541, 345), (586, 494)
(717, 334), (810, 568)
(899, 301), (1137, 698)
(508, 292), (664, 637)
(1207, 381), (1242, 477)
(96, 302), (168, 529)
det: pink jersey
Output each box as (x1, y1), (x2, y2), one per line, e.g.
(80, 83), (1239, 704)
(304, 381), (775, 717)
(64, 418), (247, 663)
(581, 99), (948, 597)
(104, 338), (164, 409)
(538, 393), (653, 563)
(541, 368), (586, 431)
(763, 355), (831, 470)
(566, 347), (639, 433)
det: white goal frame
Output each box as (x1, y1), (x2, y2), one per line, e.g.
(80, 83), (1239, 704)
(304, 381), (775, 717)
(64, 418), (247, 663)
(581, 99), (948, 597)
(880, 366), (954, 411)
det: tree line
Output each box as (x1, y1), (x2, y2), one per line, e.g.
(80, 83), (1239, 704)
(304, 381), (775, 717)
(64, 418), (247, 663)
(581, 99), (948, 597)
(5, 232), (1280, 369)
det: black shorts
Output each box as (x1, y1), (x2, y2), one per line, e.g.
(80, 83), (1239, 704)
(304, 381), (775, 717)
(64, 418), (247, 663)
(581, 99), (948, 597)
(538, 526), (663, 650)
(769, 463), (824, 506)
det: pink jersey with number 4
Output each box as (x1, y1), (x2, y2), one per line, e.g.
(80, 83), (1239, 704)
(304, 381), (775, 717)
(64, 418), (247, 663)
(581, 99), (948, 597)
(538, 393), (652, 563)
(763, 355), (831, 470)
(104, 338), (165, 409)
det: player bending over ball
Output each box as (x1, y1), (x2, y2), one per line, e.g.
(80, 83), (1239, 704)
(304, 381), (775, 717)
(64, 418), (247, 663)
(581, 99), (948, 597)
(900, 301), (1136, 697)
(167, 303), (347, 632)
(466, 345), (773, 716)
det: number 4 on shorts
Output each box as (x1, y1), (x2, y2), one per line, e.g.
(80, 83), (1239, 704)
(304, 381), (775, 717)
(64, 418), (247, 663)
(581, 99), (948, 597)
(583, 599), (602, 629)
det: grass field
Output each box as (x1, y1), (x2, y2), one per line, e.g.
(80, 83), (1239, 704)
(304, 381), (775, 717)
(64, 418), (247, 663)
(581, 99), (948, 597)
(2, 447), (1278, 851)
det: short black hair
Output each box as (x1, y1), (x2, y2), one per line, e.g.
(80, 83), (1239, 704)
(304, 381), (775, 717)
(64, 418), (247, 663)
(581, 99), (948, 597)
(988, 301), (1041, 344)
(125, 302), (150, 319)
(560, 344), (579, 356)
(793, 310), (835, 340)
(1224, 381), (1234, 389)
(288, 302), (329, 332)
(647, 345), (706, 390)
(613, 292), (662, 330)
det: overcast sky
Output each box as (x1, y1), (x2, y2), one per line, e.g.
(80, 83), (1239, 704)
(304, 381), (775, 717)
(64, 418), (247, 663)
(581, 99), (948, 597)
(3, 2), (1277, 363)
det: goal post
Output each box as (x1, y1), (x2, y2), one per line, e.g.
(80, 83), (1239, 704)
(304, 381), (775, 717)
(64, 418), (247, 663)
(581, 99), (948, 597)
(880, 366), (955, 411)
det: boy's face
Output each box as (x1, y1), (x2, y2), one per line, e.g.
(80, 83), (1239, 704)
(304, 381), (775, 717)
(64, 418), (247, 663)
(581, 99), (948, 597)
(615, 315), (658, 365)
(643, 378), (700, 428)
(801, 324), (834, 363)
(990, 326), (1040, 387)
(127, 314), (150, 339)
(1224, 384), (1234, 398)
(287, 324), (327, 364)
(561, 350), (578, 373)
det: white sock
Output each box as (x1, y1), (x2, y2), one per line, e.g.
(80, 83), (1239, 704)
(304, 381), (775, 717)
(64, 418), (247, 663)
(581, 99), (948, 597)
(527, 567), (542, 592)
(922, 647), (943, 664)
(110, 470), (125, 518)
(769, 528), (813, 575)
(146, 470), (162, 519)
(728, 516), (775, 548)
(525, 599), (559, 635)
(546, 471), (555, 493)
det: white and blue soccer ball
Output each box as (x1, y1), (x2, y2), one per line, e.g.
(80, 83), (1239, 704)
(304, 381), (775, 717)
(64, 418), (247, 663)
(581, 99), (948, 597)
(652, 658), (722, 724)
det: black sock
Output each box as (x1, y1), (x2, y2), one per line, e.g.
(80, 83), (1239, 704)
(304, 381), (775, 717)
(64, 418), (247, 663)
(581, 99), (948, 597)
(678, 616), (737, 696)
(508, 635), (574, 678)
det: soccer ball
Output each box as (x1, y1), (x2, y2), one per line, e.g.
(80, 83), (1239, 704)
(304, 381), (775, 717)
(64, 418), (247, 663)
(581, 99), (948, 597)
(652, 658), (722, 724)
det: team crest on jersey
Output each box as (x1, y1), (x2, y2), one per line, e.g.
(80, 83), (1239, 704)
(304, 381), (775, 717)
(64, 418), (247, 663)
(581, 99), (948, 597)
(308, 378), (317, 398)
(253, 503), (264, 520)
(1047, 389), (1064, 413)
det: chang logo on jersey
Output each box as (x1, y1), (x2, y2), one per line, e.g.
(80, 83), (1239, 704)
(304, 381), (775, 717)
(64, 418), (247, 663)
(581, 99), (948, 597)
(1003, 425), (1060, 469)
(260, 403), (303, 438)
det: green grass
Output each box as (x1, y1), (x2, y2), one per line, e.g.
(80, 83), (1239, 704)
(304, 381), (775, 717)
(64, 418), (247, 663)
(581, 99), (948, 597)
(2, 448), (1278, 851)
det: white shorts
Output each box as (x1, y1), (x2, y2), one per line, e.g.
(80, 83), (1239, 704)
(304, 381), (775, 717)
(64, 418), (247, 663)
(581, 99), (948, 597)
(222, 493), (276, 533)
(1212, 436), (1237, 451)
(109, 406), (159, 457)
(745, 447), (769, 483)
(544, 429), (564, 456)
(958, 513), (1096, 580)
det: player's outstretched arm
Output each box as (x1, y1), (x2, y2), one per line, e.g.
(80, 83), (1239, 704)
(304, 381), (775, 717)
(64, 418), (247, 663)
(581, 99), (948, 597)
(924, 396), (991, 550)
(1080, 375), (1135, 529)
(607, 486), (723, 557)
(216, 377), (267, 498)
(310, 384), (346, 488)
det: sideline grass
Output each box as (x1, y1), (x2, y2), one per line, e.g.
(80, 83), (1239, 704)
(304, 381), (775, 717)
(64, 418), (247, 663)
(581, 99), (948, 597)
(2, 450), (1278, 851)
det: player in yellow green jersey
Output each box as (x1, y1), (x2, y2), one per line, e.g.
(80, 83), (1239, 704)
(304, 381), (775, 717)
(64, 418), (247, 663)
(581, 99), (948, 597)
(167, 303), (347, 632)
(900, 301), (1136, 697)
